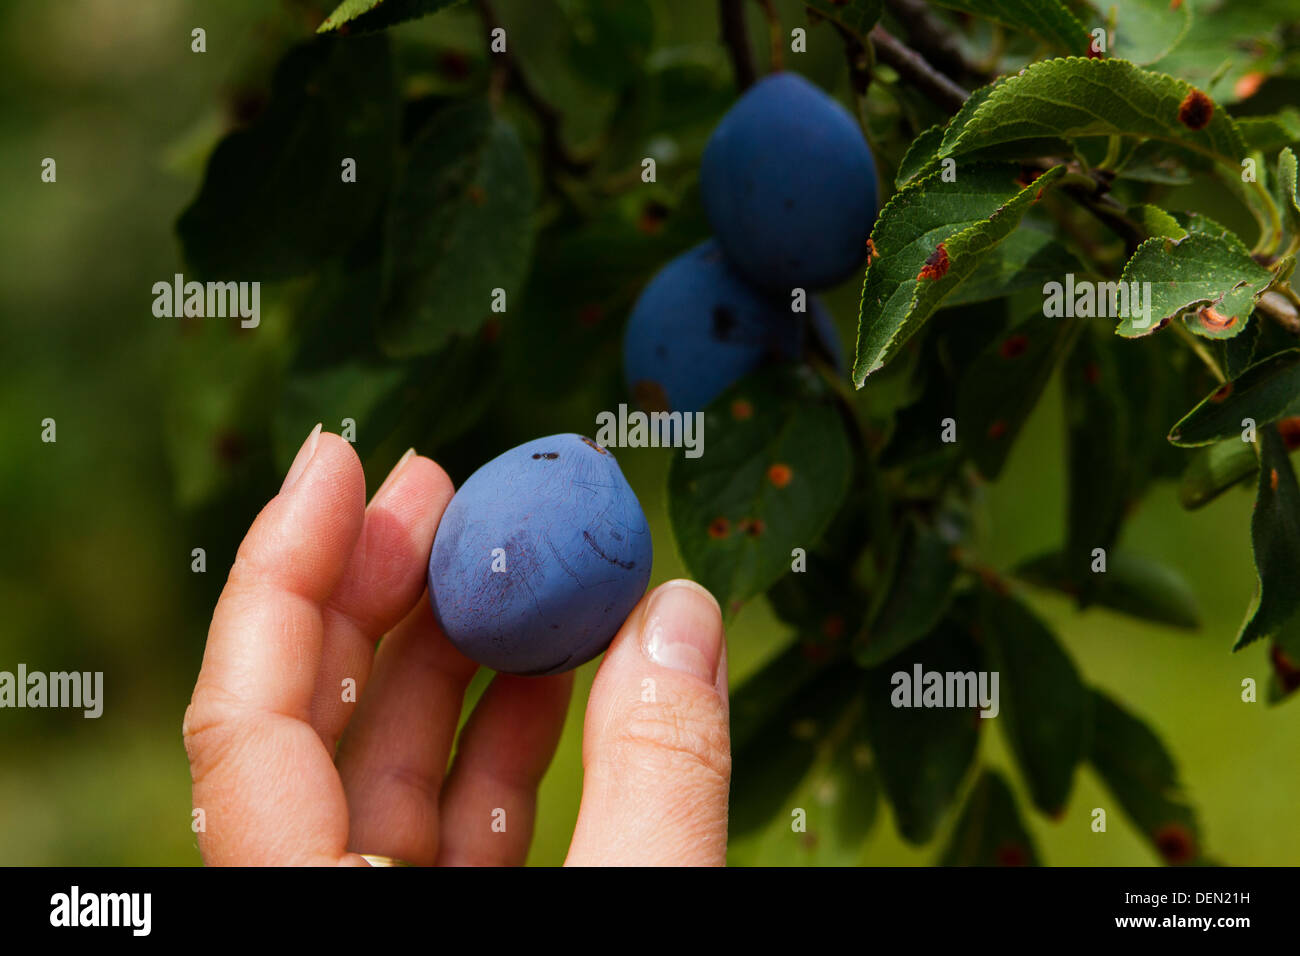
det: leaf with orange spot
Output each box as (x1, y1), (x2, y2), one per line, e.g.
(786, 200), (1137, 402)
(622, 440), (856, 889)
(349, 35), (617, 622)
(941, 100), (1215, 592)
(1169, 348), (1300, 446)
(668, 366), (851, 612)
(1088, 689), (1204, 865)
(939, 770), (1041, 866)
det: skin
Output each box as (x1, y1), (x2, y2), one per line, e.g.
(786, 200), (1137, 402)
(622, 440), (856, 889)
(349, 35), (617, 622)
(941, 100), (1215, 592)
(183, 426), (732, 866)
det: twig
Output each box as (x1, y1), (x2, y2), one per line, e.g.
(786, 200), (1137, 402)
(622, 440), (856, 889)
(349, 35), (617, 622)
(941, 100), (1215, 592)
(720, 0), (757, 90)
(883, 0), (984, 83)
(476, 0), (592, 176)
(755, 0), (784, 72)
(869, 26), (969, 115)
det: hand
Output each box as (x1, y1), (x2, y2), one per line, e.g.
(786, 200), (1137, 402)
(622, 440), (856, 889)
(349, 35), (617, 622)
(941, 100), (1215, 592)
(183, 426), (731, 866)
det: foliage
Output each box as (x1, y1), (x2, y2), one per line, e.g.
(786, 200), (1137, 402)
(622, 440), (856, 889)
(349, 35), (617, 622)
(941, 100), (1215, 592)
(173, 0), (1300, 866)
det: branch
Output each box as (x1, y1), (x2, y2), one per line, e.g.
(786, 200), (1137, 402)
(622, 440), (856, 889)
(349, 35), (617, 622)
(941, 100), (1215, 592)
(720, 0), (758, 90)
(869, 26), (969, 115)
(476, 0), (592, 177)
(883, 0), (984, 83)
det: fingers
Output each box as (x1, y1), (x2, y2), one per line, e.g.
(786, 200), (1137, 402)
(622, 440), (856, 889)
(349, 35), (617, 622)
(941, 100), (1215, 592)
(184, 426), (368, 864)
(565, 580), (731, 867)
(435, 672), (574, 866)
(335, 600), (478, 866)
(310, 450), (455, 749)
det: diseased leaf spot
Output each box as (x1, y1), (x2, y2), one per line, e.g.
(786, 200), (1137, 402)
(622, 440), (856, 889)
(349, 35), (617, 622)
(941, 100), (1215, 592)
(707, 517), (730, 539)
(731, 398), (754, 420)
(767, 463), (793, 488)
(995, 843), (1029, 866)
(987, 420), (1008, 440)
(917, 243), (949, 280)
(633, 379), (670, 413)
(865, 238), (879, 266)
(1177, 89), (1213, 131)
(1196, 305), (1236, 332)
(1210, 382), (1233, 402)
(1270, 467), (1279, 491)
(999, 334), (1029, 359)
(739, 517), (766, 537)
(1153, 823), (1196, 864)
(1278, 417), (1300, 450)
(1234, 71), (1265, 100)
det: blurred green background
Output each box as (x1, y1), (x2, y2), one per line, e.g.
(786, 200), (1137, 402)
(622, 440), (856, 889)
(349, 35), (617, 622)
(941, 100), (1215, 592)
(0, 0), (1296, 866)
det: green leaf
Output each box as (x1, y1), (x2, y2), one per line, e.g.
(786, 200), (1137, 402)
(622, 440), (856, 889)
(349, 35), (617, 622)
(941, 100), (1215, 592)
(955, 314), (1079, 480)
(318, 0), (463, 34)
(1178, 438), (1259, 509)
(864, 621), (982, 845)
(854, 164), (1066, 384)
(1015, 550), (1201, 630)
(729, 655), (861, 835)
(981, 590), (1089, 816)
(1169, 349), (1300, 446)
(1147, 0), (1298, 106)
(803, 0), (884, 39)
(939, 770), (1040, 866)
(895, 124), (947, 188)
(668, 366), (853, 613)
(378, 100), (535, 357)
(1088, 689), (1202, 864)
(1101, 0), (1192, 66)
(1235, 425), (1300, 650)
(943, 230), (1083, 306)
(938, 58), (1246, 171)
(1278, 148), (1300, 239)
(1116, 233), (1273, 339)
(1236, 109), (1300, 152)
(176, 37), (397, 281)
(929, 0), (1091, 55)
(853, 517), (959, 667)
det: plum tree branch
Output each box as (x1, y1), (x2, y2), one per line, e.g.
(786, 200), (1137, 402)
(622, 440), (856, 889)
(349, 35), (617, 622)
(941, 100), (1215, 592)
(869, 25), (970, 115)
(476, 0), (593, 177)
(883, 0), (985, 83)
(720, 0), (758, 90)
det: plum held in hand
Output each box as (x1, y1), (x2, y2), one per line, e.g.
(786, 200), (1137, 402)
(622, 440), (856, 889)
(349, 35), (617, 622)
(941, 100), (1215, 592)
(701, 71), (879, 293)
(428, 434), (653, 675)
(623, 239), (834, 413)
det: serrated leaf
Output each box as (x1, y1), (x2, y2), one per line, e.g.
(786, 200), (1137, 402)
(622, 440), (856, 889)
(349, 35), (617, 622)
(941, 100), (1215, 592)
(1115, 233), (1272, 339)
(853, 517), (959, 667)
(1237, 109), (1300, 152)
(939, 58), (1245, 171)
(1169, 349), (1300, 446)
(668, 366), (853, 612)
(854, 164), (1066, 384)
(1101, 0), (1192, 66)
(378, 100), (535, 357)
(803, 0), (883, 39)
(1016, 550), (1201, 629)
(939, 770), (1040, 866)
(864, 621), (982, 845)
(944, 230), (1083, 306)
(1278, 148), (1300, 239)
(318, 0), (463, 34)
(895, 124), (946, 188)
(176, 36), (397, 281)
(1088, 689), (1202, 864)
(956, 314), (1079, 480)
(982, 590), (1089, 816)
(931, 0), (1091, 55)
(1178, 438), (1259, 509)
(1235, 425), (1300, 650)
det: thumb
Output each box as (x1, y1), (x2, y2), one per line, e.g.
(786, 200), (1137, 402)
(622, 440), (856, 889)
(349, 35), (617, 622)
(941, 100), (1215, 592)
(566, 579), (730, 866)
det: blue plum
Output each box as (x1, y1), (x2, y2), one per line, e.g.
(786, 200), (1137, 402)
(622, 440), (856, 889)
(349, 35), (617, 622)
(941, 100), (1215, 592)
(701, 71), (878, 293)
(623, 239), (834, 413)
(427, 433), (652, 675)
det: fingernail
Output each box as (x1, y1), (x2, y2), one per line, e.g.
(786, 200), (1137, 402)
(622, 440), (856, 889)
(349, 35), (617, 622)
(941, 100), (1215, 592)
(280, 423), (322, 494)
(371, 447), (417, 506)
(640, 580), (724, 684)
